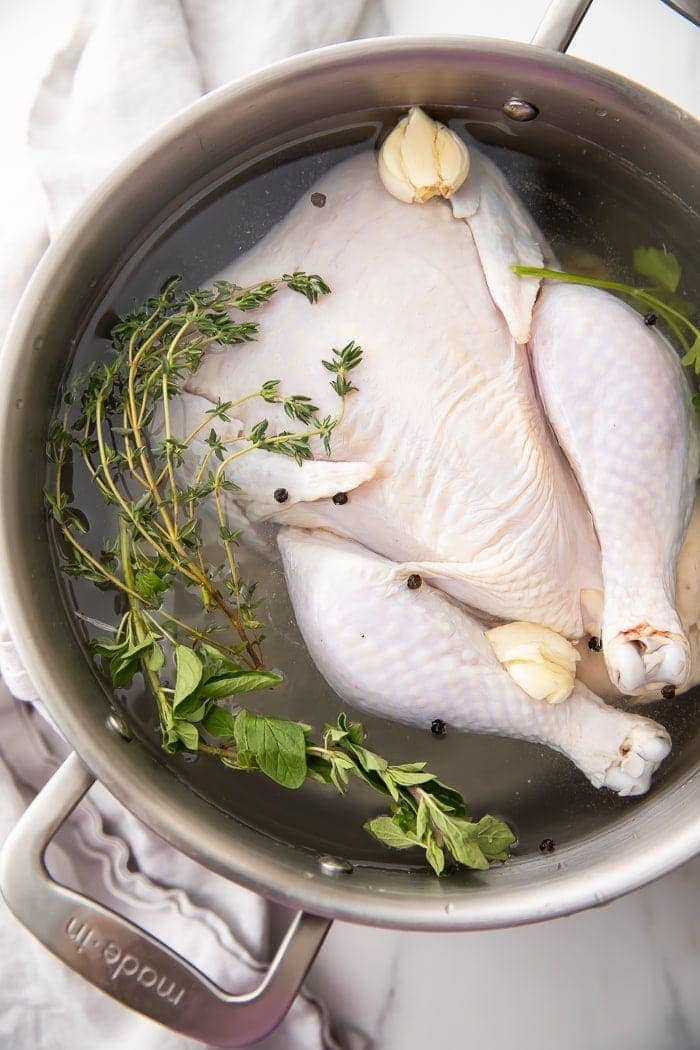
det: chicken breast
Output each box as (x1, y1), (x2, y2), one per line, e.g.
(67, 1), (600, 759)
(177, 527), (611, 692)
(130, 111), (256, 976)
(279, 528), (671, 796)
(186, 151), (601, 636)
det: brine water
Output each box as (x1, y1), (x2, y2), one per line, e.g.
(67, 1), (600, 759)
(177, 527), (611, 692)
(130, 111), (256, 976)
(57, 114), (700, 867)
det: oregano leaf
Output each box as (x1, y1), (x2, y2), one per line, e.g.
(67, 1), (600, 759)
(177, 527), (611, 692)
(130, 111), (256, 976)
(175, 720), (199, 750)
(234, 710), (307, 788)
(365, 816), (420, 850)
(633, 246), (681, 294)
(425, 835), (445, 876)
(475, 814), (517, 861)
(173, 645), (203, 709)
(203, 705), (238, 739)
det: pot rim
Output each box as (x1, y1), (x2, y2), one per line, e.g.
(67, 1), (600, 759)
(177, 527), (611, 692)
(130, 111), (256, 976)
(1, 35), (699, 931)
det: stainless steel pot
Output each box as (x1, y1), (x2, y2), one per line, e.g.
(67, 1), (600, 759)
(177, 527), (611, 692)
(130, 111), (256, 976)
(1, 0), (699, 1045)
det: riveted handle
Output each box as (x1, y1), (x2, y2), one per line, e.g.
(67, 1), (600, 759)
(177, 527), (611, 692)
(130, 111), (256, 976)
(532, 0), (698, 54)
(659, 0), (699, 26)
(0, 752), (331, 1047)
(531, 0), (594, 52)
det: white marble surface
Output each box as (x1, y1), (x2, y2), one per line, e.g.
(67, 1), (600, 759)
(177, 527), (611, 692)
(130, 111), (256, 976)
(309, 857), (700, 1048)
(1, 2), (699, 1049)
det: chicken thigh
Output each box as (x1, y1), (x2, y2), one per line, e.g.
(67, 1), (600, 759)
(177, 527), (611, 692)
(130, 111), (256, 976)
(530, 284), (698, 695)
(279, 528), (671, 796)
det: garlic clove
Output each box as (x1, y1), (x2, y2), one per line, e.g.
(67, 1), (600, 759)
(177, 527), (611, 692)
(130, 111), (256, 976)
(502, 659), (564, 703)
(377, 120), (415, 204)
(378, 106), (469, 204)
(435, 124), (469, 194)
(400, 107), (441, 197)
(487, 621), (578, 670)
(486, 621), (579, 705)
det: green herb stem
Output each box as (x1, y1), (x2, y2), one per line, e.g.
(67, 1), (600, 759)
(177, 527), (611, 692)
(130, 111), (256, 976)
(119, 518), (172, 728)
(513, 262), (700, 374)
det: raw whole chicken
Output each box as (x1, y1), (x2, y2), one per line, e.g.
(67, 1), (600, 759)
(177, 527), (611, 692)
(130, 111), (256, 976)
(177, 110), (699, 796)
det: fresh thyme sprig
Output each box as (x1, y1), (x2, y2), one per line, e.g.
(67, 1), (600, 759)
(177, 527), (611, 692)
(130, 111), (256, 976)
(46, 270), (355, 719)
(514, 246), (700, 399)
(46, 272), (351, 665)
(45, 270), (514, 877)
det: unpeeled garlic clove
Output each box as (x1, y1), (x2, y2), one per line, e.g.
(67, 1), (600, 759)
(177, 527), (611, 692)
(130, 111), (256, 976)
(486, 621), (580, 705)
(377, 106), (470, 204)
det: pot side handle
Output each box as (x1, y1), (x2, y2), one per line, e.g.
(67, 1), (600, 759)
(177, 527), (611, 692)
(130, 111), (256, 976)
(531, 0), (594, 52)
(532, 0), (699, 53)
(0, 751), (331, 1048)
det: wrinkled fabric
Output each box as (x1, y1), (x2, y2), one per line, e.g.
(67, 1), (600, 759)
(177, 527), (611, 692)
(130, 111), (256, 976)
(0, 685), (337, 1049)
(0, 1), (369, 1046)
(0, 612), (37, 701)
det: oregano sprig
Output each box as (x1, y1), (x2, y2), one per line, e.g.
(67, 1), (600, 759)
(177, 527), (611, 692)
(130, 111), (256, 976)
(514, 246), (700, 398)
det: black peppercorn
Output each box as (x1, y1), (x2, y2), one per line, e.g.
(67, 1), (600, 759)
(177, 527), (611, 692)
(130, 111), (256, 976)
(310, 192), (326, 208)
(406, 573), (422, 590)
(332, 491), (348, 505)
(643, 312), (658, 327)
(273, 488), (289, 503)
(539, 838), (556, 853)
(430, 718), (446, 737)
(661, 684), (676, 699)
(588, 636), (603, 652)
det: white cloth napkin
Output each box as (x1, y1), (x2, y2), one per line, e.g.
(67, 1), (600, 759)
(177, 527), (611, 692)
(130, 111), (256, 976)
(0, 2), (370, 1047)
(0, 687), (342, 1050)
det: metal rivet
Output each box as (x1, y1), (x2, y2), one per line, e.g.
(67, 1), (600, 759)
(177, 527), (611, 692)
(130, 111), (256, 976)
(502, 97), (540, 122)
(105, 712), (133, 741)
(319, 855), (353, 876)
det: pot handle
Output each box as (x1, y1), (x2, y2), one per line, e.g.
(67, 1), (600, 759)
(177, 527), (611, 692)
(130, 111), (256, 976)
(532, 0), (699, 53)
(0, 751), (331, 1048)
(531, 0), (594, 52)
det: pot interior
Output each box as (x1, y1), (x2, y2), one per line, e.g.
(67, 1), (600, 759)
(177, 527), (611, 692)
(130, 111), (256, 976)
(3, 40), (699, 927)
